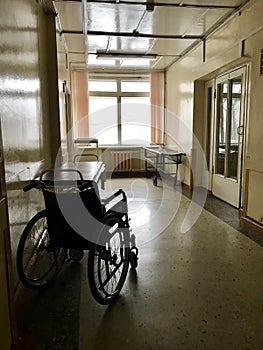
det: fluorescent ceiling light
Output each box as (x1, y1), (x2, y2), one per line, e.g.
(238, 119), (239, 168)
(96, 51), (157, 61)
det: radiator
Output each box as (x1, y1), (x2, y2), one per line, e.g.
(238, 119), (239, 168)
(111, 151), (133, 172)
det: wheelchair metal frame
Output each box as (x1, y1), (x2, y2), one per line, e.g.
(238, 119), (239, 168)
(16, 169), (138, 304)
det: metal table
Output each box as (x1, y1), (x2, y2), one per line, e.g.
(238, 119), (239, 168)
(144, 147), (186, 187)
(63, 161), (106, 189)
(42, 161), (106, 189)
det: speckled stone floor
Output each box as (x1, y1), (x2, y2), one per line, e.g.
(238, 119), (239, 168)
(15, 178), (263, 350)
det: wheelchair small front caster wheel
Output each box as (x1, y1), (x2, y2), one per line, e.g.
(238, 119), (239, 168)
(153, 177), (158, 186)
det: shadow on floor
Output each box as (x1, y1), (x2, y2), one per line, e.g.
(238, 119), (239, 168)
(15, 261), (83, 350)
(182, 186), (263, 247)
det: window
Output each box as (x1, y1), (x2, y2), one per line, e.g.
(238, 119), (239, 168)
(72, 72), (164, 146)
(88, 77), (151, 145)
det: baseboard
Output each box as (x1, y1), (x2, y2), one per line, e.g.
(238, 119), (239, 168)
(181, 182), (191, 191)
(240, 216), (263, 234)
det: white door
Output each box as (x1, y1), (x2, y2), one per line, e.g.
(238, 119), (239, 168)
(212, 67), (247, 207)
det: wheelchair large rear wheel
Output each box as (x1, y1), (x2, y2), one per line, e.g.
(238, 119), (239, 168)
(88, 214), (130, 304)
(16, 210), (66, 289)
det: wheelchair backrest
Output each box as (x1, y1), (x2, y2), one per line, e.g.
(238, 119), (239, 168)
(42, 181), (103, 249)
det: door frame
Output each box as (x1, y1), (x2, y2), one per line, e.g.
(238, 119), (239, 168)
(204, 79), (215, 191)
(205, 64), (249, 208)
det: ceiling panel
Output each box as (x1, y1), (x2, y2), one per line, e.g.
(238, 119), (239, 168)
(86, 35), (155, 54)
(151, 38), (196, 56)
(141, 7), (209, 35)
(107, 37), (154, 52)
(63, 34), (85, 53)
(54, 2), (83, 31)
(54, 0), (251, 71)
(151, 56), (179, 70)
(185, 9), (229, 36)
(86, 3), (145, 32)
(86, 35), (109, 53)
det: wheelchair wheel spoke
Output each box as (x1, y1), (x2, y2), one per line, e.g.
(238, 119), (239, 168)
(16, 210), (66, 289)
(88, 214), (130, 304)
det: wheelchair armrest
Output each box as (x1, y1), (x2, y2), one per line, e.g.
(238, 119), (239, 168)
(102, 189), (127, 206)
(103, 189), (128, 216)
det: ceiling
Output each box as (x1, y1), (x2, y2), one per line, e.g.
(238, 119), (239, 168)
(53, 0), (250, 72)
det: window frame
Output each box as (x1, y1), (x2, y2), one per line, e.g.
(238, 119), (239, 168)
(88, 75), (151, 145)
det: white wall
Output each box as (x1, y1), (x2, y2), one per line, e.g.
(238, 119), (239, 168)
(166, 0), (263, 224)
(243, 28), (263, 222)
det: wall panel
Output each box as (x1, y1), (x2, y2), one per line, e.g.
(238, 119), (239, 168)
(0, 0), (59, 287)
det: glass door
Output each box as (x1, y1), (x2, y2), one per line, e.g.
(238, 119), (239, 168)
(212, 67), (247, 207)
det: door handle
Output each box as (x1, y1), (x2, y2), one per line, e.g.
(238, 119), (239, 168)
(237, 125), (244, 136)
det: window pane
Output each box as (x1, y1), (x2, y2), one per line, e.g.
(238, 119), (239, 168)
(121, 97), (151, 145)
(206, 87), (212, 171)
(216, 82), (228, 175)
(89, 80), (117, 92)
(121, 81), (150, 93)
(223, 82), (228, 93)
(89, 97), (118, 144)
(228, 78), (241, 180)
(232, 78), (242, 94)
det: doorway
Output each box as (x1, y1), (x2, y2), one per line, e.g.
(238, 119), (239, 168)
(205, 66), (248, 208)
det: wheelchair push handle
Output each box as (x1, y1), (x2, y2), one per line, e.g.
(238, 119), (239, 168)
(23, 180), (44, 192)
(23, 169), (85, 192)
(23, 181), (37, 192)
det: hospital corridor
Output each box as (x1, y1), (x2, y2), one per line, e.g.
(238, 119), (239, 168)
(1, 0), (263, 349)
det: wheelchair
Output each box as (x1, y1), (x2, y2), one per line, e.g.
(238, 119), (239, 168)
(16, 169), (138, 305)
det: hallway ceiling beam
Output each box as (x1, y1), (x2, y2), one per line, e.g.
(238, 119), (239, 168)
(57, 0), (238, 10)
(60, 30), (203, 41)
